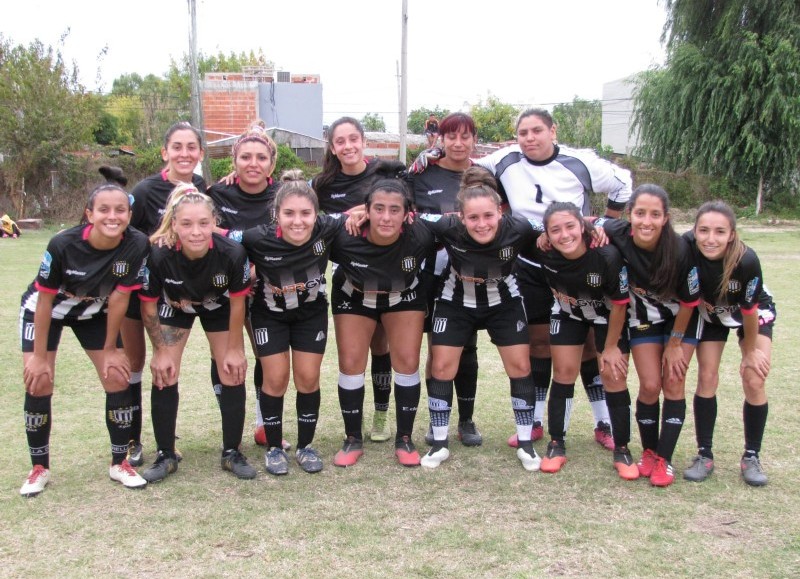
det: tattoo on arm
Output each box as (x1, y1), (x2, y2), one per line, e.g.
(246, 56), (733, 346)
(143, 312), (165, 348)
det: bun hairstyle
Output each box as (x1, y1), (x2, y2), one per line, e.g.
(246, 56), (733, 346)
(82, 166), (130, 223)
(365, 178), (413, 213)
(98, 165), (128, 187)
(232, 120), (277, 166)
(149, 182), (218, 245)
(274, 169), (319, 214)
(455, 166), (501, 213)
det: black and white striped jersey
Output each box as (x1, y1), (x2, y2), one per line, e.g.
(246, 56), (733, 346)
(598, 218), (700, 327)
(241, 215), (345, 312)
(207, 179), (279, 240)
(130, 171), (207, 236)
(329, 220), (435, 309)
(21, 224), (149, 320)
(419, 213), (543, 308)
(314, 159), (406, 214)
(684, 231), (775, 328)
(531, 244), (630, 324)
(140, 233), (250, 314)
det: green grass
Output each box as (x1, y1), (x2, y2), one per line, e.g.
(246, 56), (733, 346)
(1, 227), (799, 577)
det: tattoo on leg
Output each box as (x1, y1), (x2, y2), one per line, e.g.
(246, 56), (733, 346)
(162, 326), (187, 346)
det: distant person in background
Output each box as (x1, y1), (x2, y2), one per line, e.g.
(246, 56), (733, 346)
(122, 122), (206, 469)
(682, 201), (775, 486)
(424, 114), (440, 148)
(1, 213), (21, 237)
(19, 171), (149, 497)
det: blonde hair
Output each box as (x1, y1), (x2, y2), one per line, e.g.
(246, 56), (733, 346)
(150, 182), (218, 245)
(274, 169), (319, 213)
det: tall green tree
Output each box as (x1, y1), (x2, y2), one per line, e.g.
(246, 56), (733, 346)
(361, 113), (386, 132)
(407, 106), (450, 134)
(633, 0), (800, 213)
(0, 35), (98, 216)
(470, 95), (518, 143)
(552, 97), (602, 149)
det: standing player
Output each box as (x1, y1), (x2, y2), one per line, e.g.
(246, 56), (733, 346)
(19, 175), (149, 497)
(330, 180), (435, 467)
(682, 201), (775, 486)
(476, 108), (631, 450)
(597, 184), (701, 487)
(138, 184), (256, 482)
(312, 117), (406, 443)
(122, 121), (206, 468)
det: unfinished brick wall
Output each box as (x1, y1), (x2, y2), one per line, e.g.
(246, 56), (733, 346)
(202, 82), (259, 139)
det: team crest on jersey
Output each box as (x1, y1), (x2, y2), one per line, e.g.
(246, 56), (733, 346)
(254, 327), (269, 346)
(401, 256), (416, 272)
(212, 273), (229, 288)
(39, 251), (53, 279)
(586, 272), (601, 287)
(745, 277), (759, 302)
(432, 317), (447, 333)
(313, 240), (326, 255)
(619, 266), (629, 293)
(687, 267), (700, 294)
(498, 246), (514, 261)
(112, 260), (130, 277)
(550, 319), (560, 335)
(25, 411), (48, 431)
(728, 279), (741, 293)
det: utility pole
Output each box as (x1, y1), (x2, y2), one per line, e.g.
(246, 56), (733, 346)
(188, 0), (211, 183)
(399, 0), (408, 163)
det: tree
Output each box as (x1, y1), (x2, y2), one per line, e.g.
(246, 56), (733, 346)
(361, 113), (386, 132)
(552, 97), (602, 149)
(0, 35), (98, 217)
(633, 0), (800, 213)
(407, 106), (450, 134)
(470, 95), (518, 143)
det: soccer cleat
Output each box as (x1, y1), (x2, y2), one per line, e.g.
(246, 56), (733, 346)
(683, 455), (714, 482)
(613, 447), (640, 480)
(109, 459), (148, 489)
(540, 440), (567, 473)
(507, 422), (544, 448)
(517, 441), (541, 472)
(370, 410), (391, 442)
(594, 422), (615, 451)
(20, 465), (50, 497)
(457, 420), (483, 447)
(333, 436), (364, 467)
(394, 435), (421, 467)
(295, 447), (324, 474)
(253, 425), (291, 451)
(649, 456), (675, 487)
(142, 450), (179, 483)
(424, 424), (435, 446)
(127, 440), (144, 467)
(740, 456), (768, 487)
(221, 449), (258, 479)
(264, 447), (290, 476)
(637, 448), (658, 478)
(420, 443), (450, 469)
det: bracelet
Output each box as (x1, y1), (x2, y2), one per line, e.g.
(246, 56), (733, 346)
(670, 330), (684, 340)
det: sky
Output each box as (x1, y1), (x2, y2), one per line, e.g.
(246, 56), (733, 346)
(3, 0), (667, 132)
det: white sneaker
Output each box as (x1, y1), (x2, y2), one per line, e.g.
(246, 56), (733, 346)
(420, 445), (450, 468)
(517, 443), (541, 472)
(20, 465), (50, 497)
(109, 459), (147, 489)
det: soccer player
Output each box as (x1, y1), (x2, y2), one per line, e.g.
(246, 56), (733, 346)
(682, 201), (775, 486)
(138, 184), (256, 483)
(19, 174), (149, 497)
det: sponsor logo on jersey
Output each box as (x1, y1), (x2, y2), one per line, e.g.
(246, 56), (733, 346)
(65, 269), (87, 276)
(112, 261), (130, 277)
(427, 189), (443, 196)
(728, 279), (741, 293)
(219, 206), (238, 214)
(619, 266), (629, 293)
(165, 278), (184, 285)
(264, 256), (283, 261)
(315, 331), (326, 342)
(212, 273), (229, 288)
(350, 261), (369, 268)
(549, 319), (560, 335)
(331, 193), (347, 199)
(432, 317), (447, 333)
(39, 251), (53, 279)
(108, 407), (134, 428)
(401, 256), (416, 272)
(254, 327), (269, 345)
(745, 277), (759, 302)
(23, 322), (35, 342)
(270, 275), (323, 295)
(24, 411), (48, 431)
(313, 240), (326, 255)
(450, 245), (467, 253)
(586, 272), (601, 287)
(498, 246), (514, 261)
(687, 266), (700, 294)
(516, 320), (526, 332)
(635, 323), (650, 331)
(158, 304), (175, 318)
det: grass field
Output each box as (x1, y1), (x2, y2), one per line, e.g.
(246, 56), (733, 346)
(1, 226), (799, 578)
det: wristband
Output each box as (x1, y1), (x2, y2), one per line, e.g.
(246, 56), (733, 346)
(670, 330), (684, 340)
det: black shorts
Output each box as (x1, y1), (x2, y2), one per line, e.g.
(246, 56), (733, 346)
(629, 309), (702, 347)
(125, 291), (142, 321)
(549, 312), (630, 354)
(431, 298), (528, 348)
(331, 285), (427, 321)
(700, 319), (774, 343)
(19, 308), (119, 352)
(419, 270), (446, 333)
(157, 302), (231, 333)
(514, 259), (554, 325)
(250, 299), (329, 357)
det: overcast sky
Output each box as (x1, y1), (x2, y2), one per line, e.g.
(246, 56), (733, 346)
(3, 0), (667, 132)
